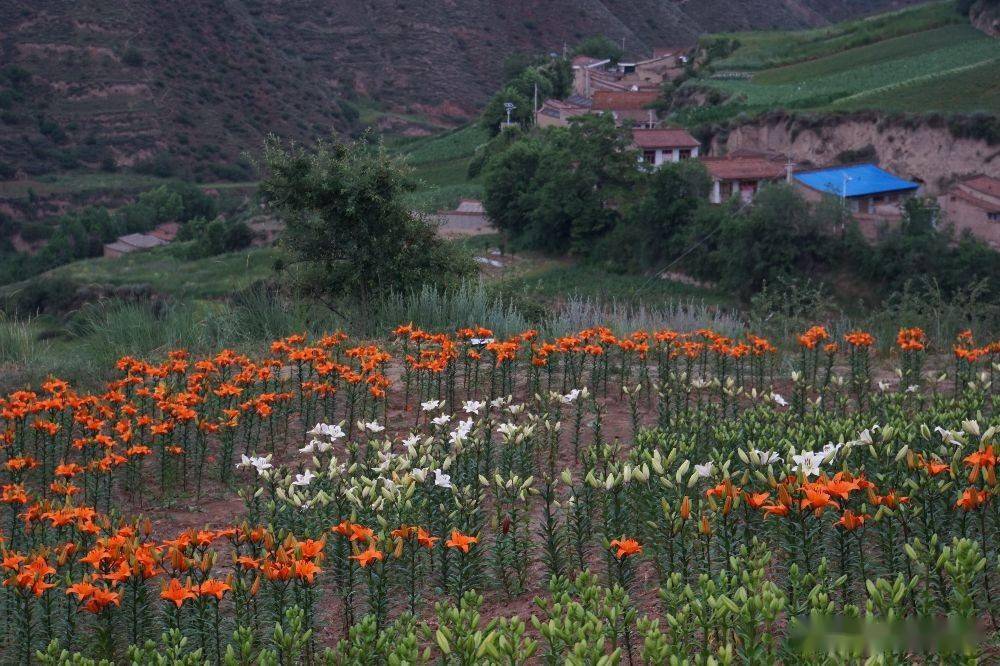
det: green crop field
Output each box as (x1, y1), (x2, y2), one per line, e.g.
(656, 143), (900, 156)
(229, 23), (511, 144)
(686, 5), (1000, 117)
(707, 1), (962, 71)
(395, 123), (488, 209)
(835, 59), (1000, 113)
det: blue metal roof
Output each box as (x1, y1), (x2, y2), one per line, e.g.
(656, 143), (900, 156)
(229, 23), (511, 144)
(794, 164), (919, 198)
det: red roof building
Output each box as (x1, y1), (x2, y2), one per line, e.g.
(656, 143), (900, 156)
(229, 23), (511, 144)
(632, 128), (700, 167)
(701, 154), (790, 204)
(591, 90), (661, 127)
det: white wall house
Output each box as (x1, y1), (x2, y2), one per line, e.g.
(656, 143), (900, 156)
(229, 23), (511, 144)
(632, 128), (700, 169)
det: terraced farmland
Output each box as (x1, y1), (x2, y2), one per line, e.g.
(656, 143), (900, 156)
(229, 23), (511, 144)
(696, 23), (999, 113)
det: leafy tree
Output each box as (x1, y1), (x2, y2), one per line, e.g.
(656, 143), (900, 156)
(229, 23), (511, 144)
(620, 160), (711, 269)
(483, 115), (637, 255)
(481, 58), (573, 135)
(573, 36), (624, 63)
(481, 87), (533, 136)
(717, 184), (827, 297)
(482, 137), (544, 239)
(258, 133), (474, 324)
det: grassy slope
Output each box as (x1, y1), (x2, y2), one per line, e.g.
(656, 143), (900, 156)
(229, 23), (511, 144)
(4, 245), (281, 300)
(395, 124), (489, 211)
(684, 2), (999, 117)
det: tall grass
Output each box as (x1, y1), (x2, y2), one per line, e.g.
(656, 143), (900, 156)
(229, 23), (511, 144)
(550, 297), (743, 337)
(372, 281), (529, 338)
(0, 313), (43, 366)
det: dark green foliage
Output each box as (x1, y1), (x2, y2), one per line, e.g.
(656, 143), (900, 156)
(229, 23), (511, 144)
(572, 36), (624, 63)
(258, 133), (475, 323)
(618, 160), (712, 270)
(2, 276), (81, 315)
(0, 182), (218, 287)
(481, 57), (573, 135)
(483, 115), (637, 255)
(716, 184), (832, 297)
(181, 217), (254, 257)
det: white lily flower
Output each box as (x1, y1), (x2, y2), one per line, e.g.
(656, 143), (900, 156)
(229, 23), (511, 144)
(402, 433), (421, 448)
(364, 421), (385, 433)
(560, 389), (581, 404)
(490, 396), (510, 408)
(470, 337), (494, 346)
(421, 399), (442, 412)
(308, 423), (345, 440)
(693, 462), (714, 479)
(433, 468), (452, 489)
(753, 449), (782, 465)
(770, 393), (788, 407)
(239, 454), (273, 474)
(292, 469), (315, 486)
(497, 422), (519, 438)
(463, 400), (484, 415)
(791, 451), (825, 477)
(431, 414), (452, 426)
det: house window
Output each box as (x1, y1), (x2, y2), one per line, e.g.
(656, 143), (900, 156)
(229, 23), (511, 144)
(679, 149), (691, 160)
(989, 212), (1000, 223)
(872, 195), (884, 204)
(643, 150), (656, 163)
(719, 181), (733, 199)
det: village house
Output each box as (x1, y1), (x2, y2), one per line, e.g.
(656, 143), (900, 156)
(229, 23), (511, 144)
(632, 128), (700, 168)
(702, 153), (790, 204)
(591, 90), (661, 127)
(938, 176), (1000, 248)
(571, 56), (617, 97)
(633, 48), (688, 88)
(103, 232), (168, 259)
(102, 222), (180, 258)
(535, 96), (591, 128)
(793, 164), (919, 220)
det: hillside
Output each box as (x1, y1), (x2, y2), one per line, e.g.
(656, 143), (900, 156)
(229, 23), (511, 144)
(680, 2), (999, 120)
(1, 0), (923, 178)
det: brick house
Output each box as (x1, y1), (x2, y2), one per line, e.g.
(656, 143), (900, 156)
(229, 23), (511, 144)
(702, 154), (789, 203)
(632, 128), (700, 168)
(591, 90), (661, 127)
(535, 97), (591, 128)
(938, 176), (1000, 248)
(103, 233), (168, 259)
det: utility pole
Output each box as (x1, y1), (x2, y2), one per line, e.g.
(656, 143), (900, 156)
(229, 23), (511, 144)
(533, 82), (538, 126)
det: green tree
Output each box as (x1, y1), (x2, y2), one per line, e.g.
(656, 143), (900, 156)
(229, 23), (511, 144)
(483, 115), (637, 255)
(620, 160), (711, 269)
(258, 134), (474, 325)
(718, 184), (828, 298)
(481, 87), (533, 135)
(573, 36), (624, 63)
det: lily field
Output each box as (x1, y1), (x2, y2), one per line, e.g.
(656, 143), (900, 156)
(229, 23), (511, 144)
(2, 323), (1000, 663)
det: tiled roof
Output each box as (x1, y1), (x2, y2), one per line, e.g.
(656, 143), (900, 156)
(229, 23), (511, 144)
(702, 156), (787, 181)
(950, 189), (1000, 213)
(117, 233), (168, 249)
(632, 128), (700, 149)
(962, 175), (1000, 200)
(591, 90), (660, 110)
